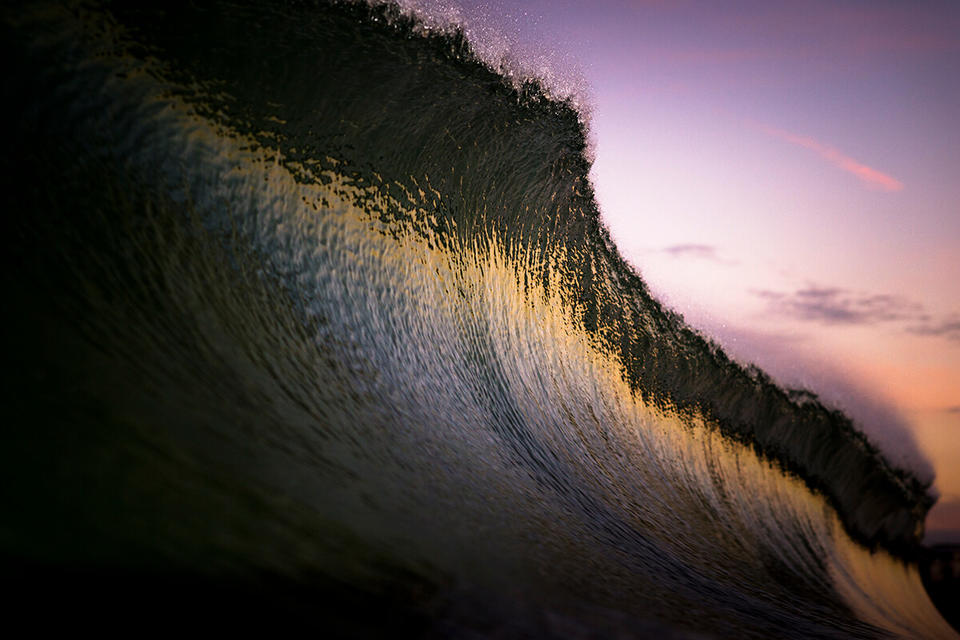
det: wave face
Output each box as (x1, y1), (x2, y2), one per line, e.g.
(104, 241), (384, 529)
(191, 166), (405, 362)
(1, 1), (955, 637)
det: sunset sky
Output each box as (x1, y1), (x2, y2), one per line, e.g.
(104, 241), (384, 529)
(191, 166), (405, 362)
(410, 0), (960, 541)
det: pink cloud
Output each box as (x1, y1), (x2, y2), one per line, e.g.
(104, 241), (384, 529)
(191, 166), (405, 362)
(760, 125), (904, 192)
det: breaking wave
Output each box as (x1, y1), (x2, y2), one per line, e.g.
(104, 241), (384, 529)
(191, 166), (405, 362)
(1, 2), (954, 637)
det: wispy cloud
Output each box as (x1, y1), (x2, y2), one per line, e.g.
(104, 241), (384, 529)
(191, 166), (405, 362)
(754, 286), (922, 325)
(907, 315), (960, 342)
(753, 286), (960, 340)
(662, 244), (737, 265)
(759, 125), (904, 192)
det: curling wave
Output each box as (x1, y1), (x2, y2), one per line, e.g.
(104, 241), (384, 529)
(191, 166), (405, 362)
(1, 1), (954, 637)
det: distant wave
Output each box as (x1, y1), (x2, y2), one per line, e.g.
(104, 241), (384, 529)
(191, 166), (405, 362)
(1, 1), (954, 637)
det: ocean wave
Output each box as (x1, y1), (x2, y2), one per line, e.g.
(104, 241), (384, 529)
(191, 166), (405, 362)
(1, 1), (954, 637)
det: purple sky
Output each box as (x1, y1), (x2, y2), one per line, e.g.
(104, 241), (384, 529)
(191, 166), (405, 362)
(402, 0), (960, 540)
